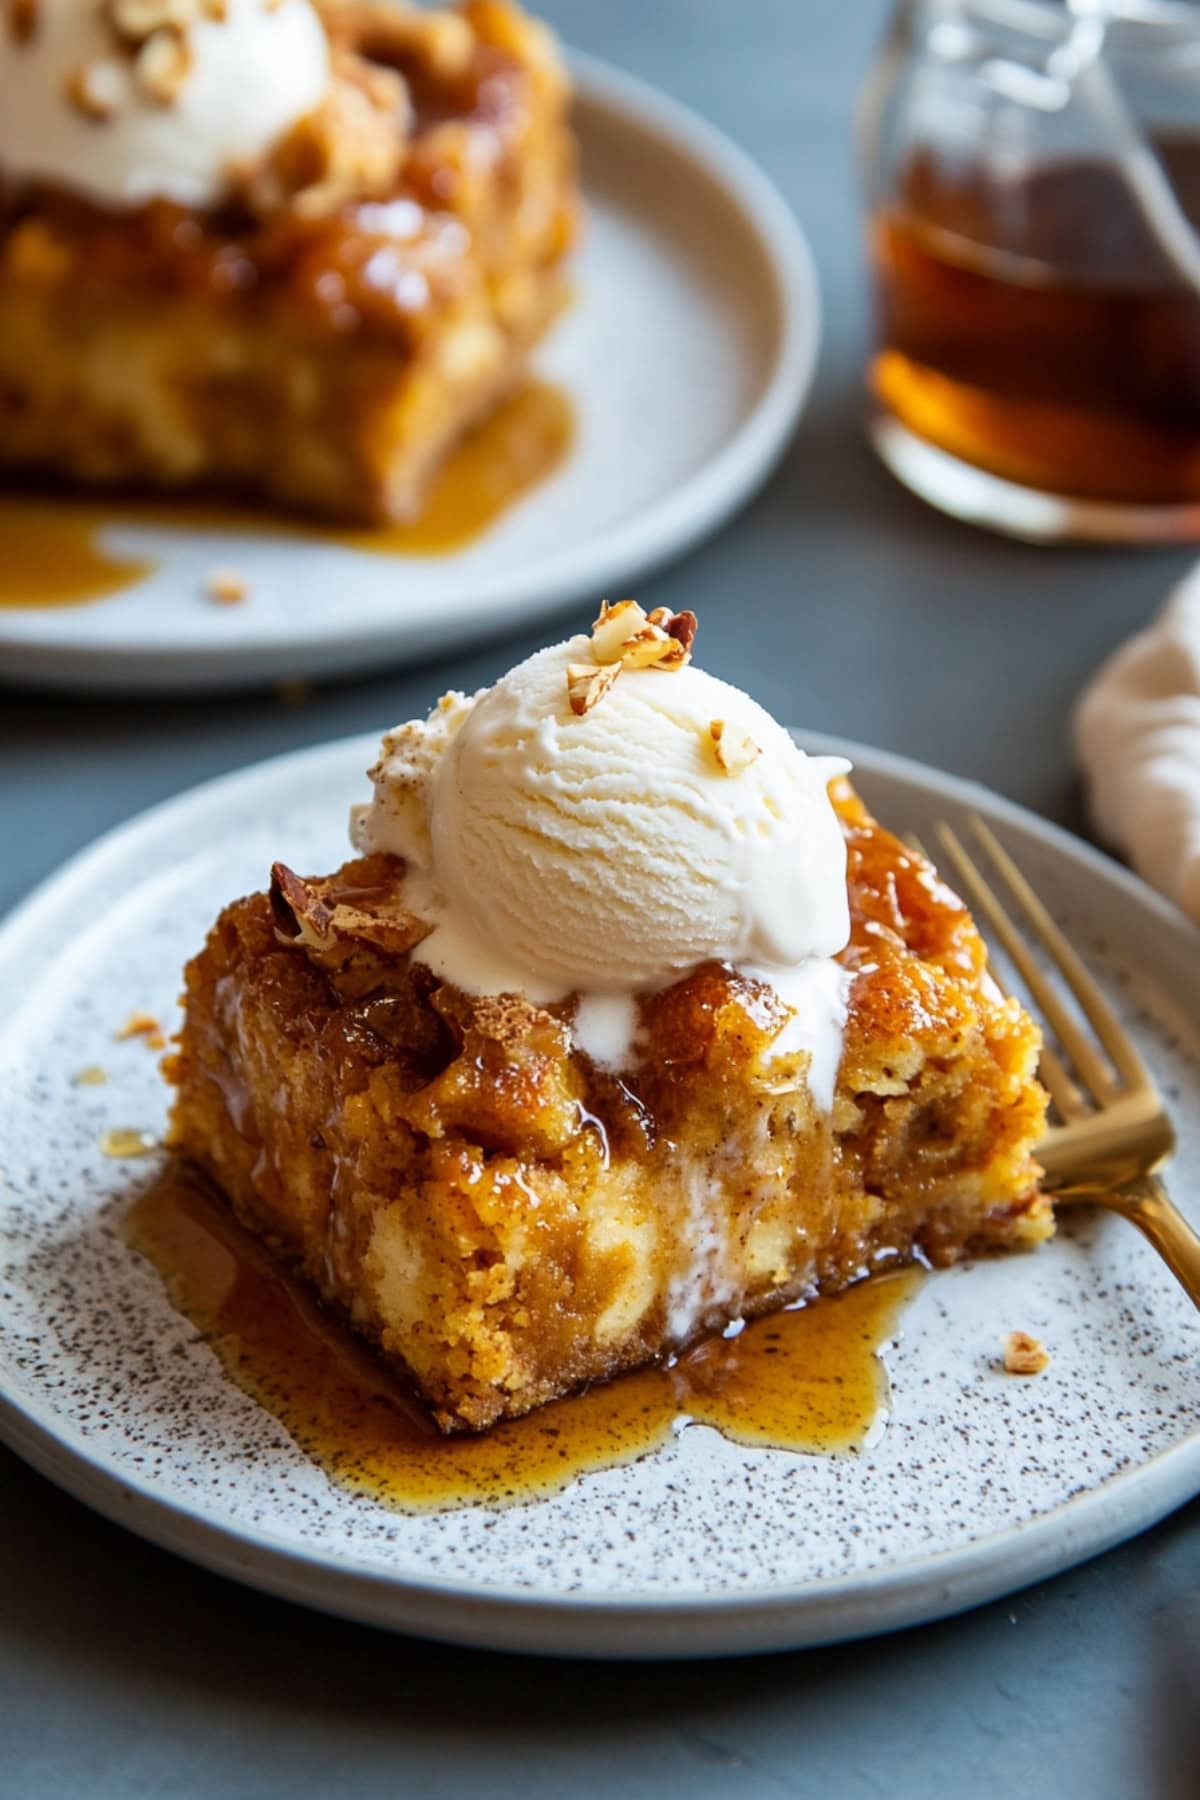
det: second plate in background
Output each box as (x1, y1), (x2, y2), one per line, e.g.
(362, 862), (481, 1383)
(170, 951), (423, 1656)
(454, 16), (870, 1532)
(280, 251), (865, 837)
(0, 54), (819, 693)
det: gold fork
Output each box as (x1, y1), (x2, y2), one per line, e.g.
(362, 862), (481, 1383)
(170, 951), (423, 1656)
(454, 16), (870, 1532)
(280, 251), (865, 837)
(923, 815), (1200, 1307)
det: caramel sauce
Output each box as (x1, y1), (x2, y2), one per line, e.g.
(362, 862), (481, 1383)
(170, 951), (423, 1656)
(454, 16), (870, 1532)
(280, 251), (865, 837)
(0, 499), (155, 608)
(123, 1166), (921, 1513)
(0, 378), (573, 611)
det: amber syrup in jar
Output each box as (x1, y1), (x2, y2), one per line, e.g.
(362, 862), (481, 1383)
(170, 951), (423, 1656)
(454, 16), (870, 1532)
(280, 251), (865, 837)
(869, 139), (1200, 509)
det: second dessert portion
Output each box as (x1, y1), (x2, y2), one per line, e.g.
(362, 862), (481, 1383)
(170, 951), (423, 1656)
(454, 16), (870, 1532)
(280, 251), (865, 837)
(168, 605), (1052, 1433)
(0, 0), (577, 521)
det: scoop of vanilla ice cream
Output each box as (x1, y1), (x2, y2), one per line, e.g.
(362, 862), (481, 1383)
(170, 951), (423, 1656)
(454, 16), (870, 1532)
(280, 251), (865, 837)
(353, 634), (851, 1000)
(0, 0), (330, 211)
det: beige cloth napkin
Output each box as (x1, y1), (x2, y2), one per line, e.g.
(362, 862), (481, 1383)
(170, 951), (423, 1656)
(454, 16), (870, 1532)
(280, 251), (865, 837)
(1075, 568), (1200, 926)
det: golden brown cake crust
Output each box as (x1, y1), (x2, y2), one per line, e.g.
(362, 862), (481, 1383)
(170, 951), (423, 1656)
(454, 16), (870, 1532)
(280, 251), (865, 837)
(0, 1), (579, 520)
(166, 779), (1051, 1434)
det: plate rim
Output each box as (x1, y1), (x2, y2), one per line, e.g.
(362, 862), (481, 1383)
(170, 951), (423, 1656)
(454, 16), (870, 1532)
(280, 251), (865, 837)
(2, 730), (1198, 1659)
(0, 50), (821, 692)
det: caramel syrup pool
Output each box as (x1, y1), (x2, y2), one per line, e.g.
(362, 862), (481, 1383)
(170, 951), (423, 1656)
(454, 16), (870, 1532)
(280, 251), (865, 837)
(124, 1167), (921, 1513)
(0, 379), (574, 610)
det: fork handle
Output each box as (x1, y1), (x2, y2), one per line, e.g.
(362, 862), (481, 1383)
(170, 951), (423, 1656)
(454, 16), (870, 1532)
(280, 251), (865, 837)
(1101, 1175), (1200, 1311)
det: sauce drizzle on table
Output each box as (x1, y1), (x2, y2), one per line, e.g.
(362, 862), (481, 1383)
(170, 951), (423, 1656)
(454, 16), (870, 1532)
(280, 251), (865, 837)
(124, 1166), (920, 1513)
(0, 379), (574, 610)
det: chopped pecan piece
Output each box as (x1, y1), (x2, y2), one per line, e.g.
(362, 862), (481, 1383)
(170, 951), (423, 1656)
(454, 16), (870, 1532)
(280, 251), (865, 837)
(590, 598), (646, 664)
(709, 717), (761, 776)
(109, 0), (196, 44)
(269, 856), (432, 998)
(135, 26), (194, 104)
(589, 598), (695, 672)
(618, 623), (686, 671)
(566, 659), (620, 716)
(270, 861), (334, 951)
(648, 605), (698, 656)
(65, 59), (125, 120)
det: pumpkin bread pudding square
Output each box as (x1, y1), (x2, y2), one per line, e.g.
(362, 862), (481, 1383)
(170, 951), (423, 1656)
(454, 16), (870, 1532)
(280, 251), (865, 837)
(167, 607), (1050, 1433)
(0, 0), (578, 521)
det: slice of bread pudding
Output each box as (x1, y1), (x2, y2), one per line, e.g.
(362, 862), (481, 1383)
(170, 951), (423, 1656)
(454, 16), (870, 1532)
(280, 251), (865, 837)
(167, 777), (1050, 1433)
(0, 0), (577, 522)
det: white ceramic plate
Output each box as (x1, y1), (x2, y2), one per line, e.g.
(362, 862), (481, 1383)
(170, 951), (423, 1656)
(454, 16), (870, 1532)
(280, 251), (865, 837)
(0, 56), (818, 694)
(1, 733), (1198, 1659)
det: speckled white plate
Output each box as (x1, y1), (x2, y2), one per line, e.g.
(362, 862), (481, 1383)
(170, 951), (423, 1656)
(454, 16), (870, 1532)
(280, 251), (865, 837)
(1, 733), (1198, 1660)
(0, 55), (818, 694)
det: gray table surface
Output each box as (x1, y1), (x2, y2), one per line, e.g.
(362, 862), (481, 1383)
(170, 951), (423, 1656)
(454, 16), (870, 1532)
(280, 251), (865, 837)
(3, 2), (1199, 1795)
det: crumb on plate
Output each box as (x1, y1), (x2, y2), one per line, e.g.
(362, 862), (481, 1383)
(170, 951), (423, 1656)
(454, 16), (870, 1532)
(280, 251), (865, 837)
(115, 1009), (161, 1040)
(205, 568), (249, 605)
(99, 1128), (158, 1159)
(1003, 1330), (1050, 1376)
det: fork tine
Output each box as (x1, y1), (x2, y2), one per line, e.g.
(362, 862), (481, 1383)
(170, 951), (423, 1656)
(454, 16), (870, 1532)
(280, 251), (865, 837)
(967, 816), (1149, 1093)
(1028, 1039), (1088, 1122)
(935, 821), (1123, 1108)
(907, 832), (1087, 1119)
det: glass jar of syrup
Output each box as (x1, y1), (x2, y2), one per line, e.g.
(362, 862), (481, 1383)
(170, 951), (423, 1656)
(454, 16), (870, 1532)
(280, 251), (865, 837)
(859, 0), (1200, 541)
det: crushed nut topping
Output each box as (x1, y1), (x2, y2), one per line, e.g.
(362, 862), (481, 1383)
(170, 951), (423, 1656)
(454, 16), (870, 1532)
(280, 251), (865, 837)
(589, 599), (696, 672)
(271, 862), (335, 951)
(109, 0), (195, 44)
(236, 47), (410, 219)
(135, 26), (194, 103)
(590, 598), (645, 664)
(6, 0), (38, 45)
(566, 659), (621, 716)
(648, 605), (698, 655)
(270, 860), (431, 959)
(205, 568), (248, 605)
(619, 623), (686, 671)
(709, 718), (761, 776)
(73, 1065), (109, 1087)
(65, 58), (126, 120)
(1002, 1330), (1050, 1376)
